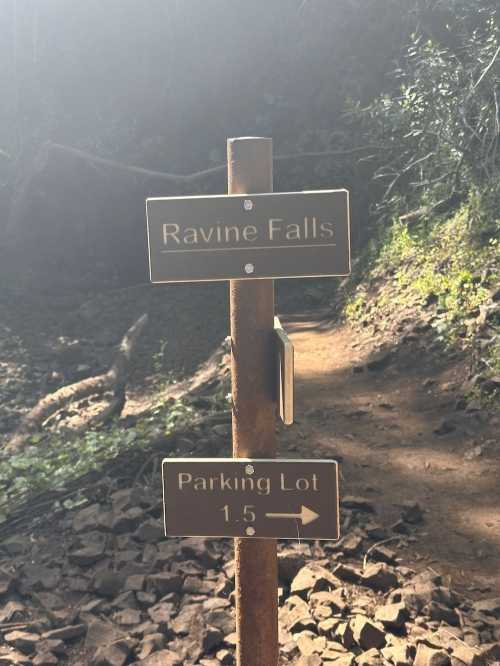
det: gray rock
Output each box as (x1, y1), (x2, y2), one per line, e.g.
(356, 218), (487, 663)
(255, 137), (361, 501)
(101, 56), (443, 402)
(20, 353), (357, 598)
(111, 507), (144, 534)
(134, 518), (163, 543)
(309, 589), (347, 614)
(402, 582), (459, 615)
(171, 604), (203, 635)
(279, 596), (316, 634)
(425, 601), (459, 626)
(72, 504), (111, 533)
(85, 620), (126, 652)
(136, 633), (166, 660)
(322, 639), (347, 656)
(214, 576), (232, 598)
(341, 496), (376, 513)
(22, 564), (60, 592)
(325, 653), (355, 666)
(147, 572), (183, 596)
(111, 591), (137, 610)
(361, 563), (398, 591)
(111, 487), (151, 513)
(129, 622), (159, 639)
(0, 601), (26, 623)
(351, 616), (386, 650)
(33, 653), (58, 666)
(450, 645), (485, 666)
(134, 648), (183, 665)
(295, 631), (327, 657)
(374, 602), (409, 629)
(477, 643), (500, 663)
(69, 543), (106, 567)
(171, 559), (205, 577)
(291, 564), (336, 598)
(183, 575), (217, 594)
(34, 640), (65, 658)
(0, 648), (33, 664)
(92, 639), (136, 666)
(124, 574), (145, 592)
(369, 544), (398, 564)
(35, 593), (66, 611)
(278, 549), (306, 583)
(179, 537), (220, 568)
(335, 621), (355, 649)
(331, 563), (361, 583)
(337, 534), (364, 555)
(94, 571), (123, 597)
(317, 618), (342, 638)
(312, 604), (333, 622)
(147, 602), (175, 626)
(204, 598), (231, 612)
(4, 631), (40, 654)
(1, 535), (31, 556)
(474, 597), (500, 618)
(203, 625), (224, 652)
(216, 649), (234, 665)
(206, 609), (235, 636)
(414, 644), (451, 666)
(357, 648), (383, 666)
(136, 591), (157, 607)
(113, 609), (141, 626)
(381, 643), (416, 666)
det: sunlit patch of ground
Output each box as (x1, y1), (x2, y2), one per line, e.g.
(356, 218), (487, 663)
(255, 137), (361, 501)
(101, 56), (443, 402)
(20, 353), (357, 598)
(280, 317), (500, 595)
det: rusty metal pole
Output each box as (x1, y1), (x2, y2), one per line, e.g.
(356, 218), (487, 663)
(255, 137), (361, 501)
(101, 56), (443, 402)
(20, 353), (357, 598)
(228, 137), (278, 666)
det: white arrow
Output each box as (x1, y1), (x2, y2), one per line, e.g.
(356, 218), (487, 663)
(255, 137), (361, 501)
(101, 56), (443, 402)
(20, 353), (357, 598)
(265, 505), (320, 526)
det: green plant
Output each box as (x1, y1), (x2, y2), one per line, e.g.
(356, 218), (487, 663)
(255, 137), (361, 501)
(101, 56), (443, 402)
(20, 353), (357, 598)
(345, 193), (499, 351)
(0, 394), (206, 521)
(349, 2), (500, 218)
(152, 338), (169, 373)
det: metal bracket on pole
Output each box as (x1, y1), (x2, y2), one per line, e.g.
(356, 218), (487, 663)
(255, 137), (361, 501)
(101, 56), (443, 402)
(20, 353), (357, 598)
(274, 316), (294, 426)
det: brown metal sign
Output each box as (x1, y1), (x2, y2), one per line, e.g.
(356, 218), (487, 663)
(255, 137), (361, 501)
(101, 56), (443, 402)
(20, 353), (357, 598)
(146, 190), (350, 283)
(162, 458), (339, 540)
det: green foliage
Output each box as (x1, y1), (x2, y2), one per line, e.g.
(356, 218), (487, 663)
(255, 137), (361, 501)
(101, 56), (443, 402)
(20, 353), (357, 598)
(350, 1), (500, 217)
(0, 396), (201, 519)
(151, 338), (170, 374)
(346, 192), (499, 358)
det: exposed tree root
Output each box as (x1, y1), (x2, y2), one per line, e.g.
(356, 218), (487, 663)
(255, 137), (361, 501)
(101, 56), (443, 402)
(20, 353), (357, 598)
(6, 313), (148, 452)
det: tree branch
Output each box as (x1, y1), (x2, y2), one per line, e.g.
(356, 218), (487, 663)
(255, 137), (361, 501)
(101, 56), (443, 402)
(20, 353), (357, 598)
(6, 314), (148, 452)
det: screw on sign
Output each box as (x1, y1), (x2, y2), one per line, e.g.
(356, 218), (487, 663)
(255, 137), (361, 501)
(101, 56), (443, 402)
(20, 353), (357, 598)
(146, 137), (350, 666)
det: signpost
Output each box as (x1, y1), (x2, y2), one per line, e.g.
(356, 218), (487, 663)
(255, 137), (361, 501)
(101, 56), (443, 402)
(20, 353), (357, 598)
(162, 458), (339, 540)
(146, 137), (350, 666)
(146, 189), (350, 282)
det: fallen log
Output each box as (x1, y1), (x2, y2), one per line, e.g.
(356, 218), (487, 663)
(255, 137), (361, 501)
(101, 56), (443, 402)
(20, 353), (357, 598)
(6, 313), (148, 452)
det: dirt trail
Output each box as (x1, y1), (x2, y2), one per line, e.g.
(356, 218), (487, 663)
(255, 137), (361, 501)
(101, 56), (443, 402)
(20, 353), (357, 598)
(281, 314), (500, 596)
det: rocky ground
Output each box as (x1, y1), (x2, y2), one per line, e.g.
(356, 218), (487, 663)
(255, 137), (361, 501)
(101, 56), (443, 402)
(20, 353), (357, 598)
(0, 279), (498, 665)
(0, 283), (228, 437)
(1, 468), (500, 666)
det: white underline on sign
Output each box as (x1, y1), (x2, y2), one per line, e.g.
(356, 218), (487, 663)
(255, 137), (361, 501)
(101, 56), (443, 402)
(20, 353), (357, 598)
(159, 243), (337, 253)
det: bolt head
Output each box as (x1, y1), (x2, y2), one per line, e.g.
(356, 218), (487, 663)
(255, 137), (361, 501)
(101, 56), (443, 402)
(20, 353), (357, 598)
(243, 199), (253, 211)
(244, 263), (254, 274)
